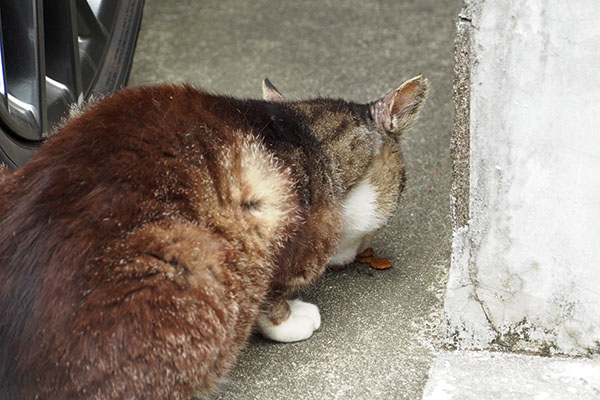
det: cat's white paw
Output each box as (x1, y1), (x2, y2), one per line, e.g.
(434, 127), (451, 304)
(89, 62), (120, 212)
(257, 299), (321, 343)
(287, 299), (321, 330)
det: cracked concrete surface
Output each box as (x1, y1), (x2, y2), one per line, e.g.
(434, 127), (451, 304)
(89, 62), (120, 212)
(444, 0), (600, 356)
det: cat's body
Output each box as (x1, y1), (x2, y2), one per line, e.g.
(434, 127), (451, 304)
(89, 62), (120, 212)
(0, 77), (427, 399)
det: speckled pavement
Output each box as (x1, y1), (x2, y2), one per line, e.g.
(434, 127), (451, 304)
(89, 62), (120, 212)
(129, 1), (461, 398)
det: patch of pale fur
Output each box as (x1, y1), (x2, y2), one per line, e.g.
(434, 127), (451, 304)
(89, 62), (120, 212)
(328, 176), (387, 266)
(256, 299), (320, 342)
(236, 136), (300, 247)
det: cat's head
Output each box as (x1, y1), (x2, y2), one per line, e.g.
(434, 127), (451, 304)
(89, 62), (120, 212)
(261, 76), (429, 188)
(262, 76), (429, 265)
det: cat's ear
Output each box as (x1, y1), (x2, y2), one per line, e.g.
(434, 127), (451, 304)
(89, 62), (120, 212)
(370, 75), (429, 134)
(262, 78), (285, 102)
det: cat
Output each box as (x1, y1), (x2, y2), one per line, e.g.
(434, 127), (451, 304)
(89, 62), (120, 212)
(0, 75), (428, 399)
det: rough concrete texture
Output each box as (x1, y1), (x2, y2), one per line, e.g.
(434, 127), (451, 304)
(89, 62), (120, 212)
(423, 351), (600, 400)
(450, 7), (472, 231)
(129, 0), (462, 398)
(446, 0), (600, 356)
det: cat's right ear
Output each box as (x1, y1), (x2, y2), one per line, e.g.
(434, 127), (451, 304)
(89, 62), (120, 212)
(370, 75), (429, 134)
(262, 78), (285, 102)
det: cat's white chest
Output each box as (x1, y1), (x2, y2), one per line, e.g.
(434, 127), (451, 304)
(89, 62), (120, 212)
(328, 177), (386, 266)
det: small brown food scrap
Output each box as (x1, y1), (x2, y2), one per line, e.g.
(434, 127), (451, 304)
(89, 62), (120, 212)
(356, 247), (374, 263)
(357, 247), (374, 258)
(369, 257), (392, 270)
(354, 247), (392, 270)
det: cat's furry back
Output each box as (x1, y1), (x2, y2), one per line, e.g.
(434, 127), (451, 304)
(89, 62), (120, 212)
(0, 77), (428, 399)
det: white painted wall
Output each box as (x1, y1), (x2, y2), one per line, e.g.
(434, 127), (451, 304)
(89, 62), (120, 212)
(446, 0), (600, 355)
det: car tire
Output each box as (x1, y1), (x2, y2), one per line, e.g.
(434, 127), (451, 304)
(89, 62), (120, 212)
(0, 0), (144, 168)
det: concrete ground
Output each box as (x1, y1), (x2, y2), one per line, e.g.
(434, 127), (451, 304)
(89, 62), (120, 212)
(422, 351), (600, 400)
(129, 0), (462, 399)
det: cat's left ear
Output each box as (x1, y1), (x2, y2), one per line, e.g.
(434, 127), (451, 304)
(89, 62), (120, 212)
(370, 75), (429, 134)
(262, 78), (285, 102)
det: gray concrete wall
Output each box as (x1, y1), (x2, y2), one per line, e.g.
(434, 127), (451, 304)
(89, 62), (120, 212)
(447, 0), (600, 355)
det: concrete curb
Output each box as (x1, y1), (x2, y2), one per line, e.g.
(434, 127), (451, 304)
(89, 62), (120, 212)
(423, 351), (600, 400)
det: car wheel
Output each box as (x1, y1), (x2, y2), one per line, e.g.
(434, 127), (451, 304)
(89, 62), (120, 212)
(0, 0), (144, 168)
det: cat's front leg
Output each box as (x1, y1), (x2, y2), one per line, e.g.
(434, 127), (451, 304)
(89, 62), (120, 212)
(257, 298), (321, 342)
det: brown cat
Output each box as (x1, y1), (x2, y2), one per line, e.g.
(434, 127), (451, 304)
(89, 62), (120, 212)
(0, 76), (428, 399)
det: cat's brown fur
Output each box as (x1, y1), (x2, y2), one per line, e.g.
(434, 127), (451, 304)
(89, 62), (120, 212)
(0, 77), (428, 399)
